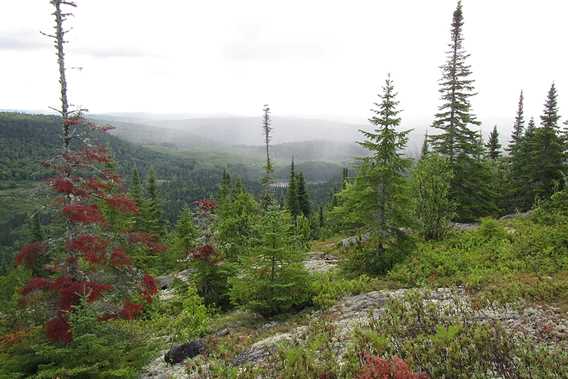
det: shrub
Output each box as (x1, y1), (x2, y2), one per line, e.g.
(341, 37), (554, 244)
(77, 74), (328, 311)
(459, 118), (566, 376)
(310, 272), (374, 309)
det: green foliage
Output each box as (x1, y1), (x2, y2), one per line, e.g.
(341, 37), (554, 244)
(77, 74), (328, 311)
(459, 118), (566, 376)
(296, 172), (311, 218)
(477, 217), (508, 241)
(169, 286), (209, 343)
(486, 125), (502, 160)
(216, 185), (259, 262)
(310, 272), (374, 309)
(229, 208), (311, 316)
(411, 154), (454, 240)
(0, 301), (155, 378)
(429, 2), (497, 221)
(351, 291), (568, 379)
(141, 168), (163, 236)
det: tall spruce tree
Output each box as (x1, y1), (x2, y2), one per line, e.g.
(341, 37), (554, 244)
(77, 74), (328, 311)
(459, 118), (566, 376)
(429, 1), (495, 221)
(296, 172), (311, 217)
(529, 84), (564, 200)
(357, 74), (412, 256)
(261, 105), (274, 209)
(286, 158), (300, 218)
(143, 168), (162, 235)
(421, 131), (429, 159)
(486, 126), (502, 160)
(508, 91), (525, 154)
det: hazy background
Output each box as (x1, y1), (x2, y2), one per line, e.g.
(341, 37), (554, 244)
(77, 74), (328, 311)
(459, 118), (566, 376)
(1, 0), (567, 147)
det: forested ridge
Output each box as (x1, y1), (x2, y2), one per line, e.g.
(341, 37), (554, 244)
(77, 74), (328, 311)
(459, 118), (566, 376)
(1, 1), (568, 378)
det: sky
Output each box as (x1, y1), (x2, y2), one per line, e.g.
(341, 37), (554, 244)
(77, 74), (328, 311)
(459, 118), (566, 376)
(0, 0), (567, 131)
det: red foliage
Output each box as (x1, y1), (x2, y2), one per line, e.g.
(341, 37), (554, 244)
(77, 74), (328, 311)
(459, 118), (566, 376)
(105, 195), (139, 214)
(15, 242), (48, 268)
(357, 354), (428, 379)
(50, 277), (112, 311)
(66, 234), (109, 264)
(193, 199), (217, 212)
(141, 274), (158, 304)
(84, 177), (111, 193)
(20, 277), (51, 296)
(110, 248), (131, 267)
(64, 117), (81, 126)
(63, 204), (105, 224)
(191, 244), (216, 262)
(127, 232), (167, 253)
(46, 316), (72, 344)
(81, 146), (111, 164)
(119, 300), (143, 320)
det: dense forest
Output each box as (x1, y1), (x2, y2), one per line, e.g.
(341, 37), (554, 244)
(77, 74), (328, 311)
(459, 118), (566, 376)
(1, 1), (568, 378)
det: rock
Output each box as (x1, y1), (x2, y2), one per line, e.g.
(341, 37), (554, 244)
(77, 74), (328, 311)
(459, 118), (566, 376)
(339, 233), (370, 248)
(304, 252), (339, 273)
(500, 210), (533, 220)
(213, 328), (230, 337)
(164, 340), (206, 365)
(175, 268), (194, 283)
(140, 351), (189, 379)
(156, 275), (175, 290)
(233, 326), (309, 366)
(450, 222), (479, 231)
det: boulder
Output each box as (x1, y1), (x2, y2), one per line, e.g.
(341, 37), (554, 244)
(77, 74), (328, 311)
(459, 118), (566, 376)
(164, 340), (205, 365)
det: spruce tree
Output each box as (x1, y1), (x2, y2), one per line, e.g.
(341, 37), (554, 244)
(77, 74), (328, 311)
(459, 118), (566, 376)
(486, 126), (502, 160)
(229, 208), (310, 316)
(129, 168), (143, 206)
(352, 74), (412, 262)
(508, 90), (525, 154)
(529, 84), (564, 200)
(286, 158), (300, 218)
(319, 206), (325, 228)
(142, 168), (162, 235)
(30, 213), (43, 241)
(429, 1), (495, 221)
(219, 170), (232, 206)
(296, 172), (311, 217)
(261, 105), (274, 209)
(421, 131), (429, 159)
(173, 207), (198, 254)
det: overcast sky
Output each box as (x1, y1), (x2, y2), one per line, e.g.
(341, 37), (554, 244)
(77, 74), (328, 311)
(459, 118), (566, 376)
(0, 0), (566, 129)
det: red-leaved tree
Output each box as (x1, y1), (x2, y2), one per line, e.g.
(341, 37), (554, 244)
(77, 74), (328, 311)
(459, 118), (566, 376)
(15, 0), (163, 344)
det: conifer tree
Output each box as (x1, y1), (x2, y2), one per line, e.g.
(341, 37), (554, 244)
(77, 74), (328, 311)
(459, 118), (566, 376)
(333, 75), (412, 266)
(528, 84), (564, 200)
(173, 207), (198, 254)
(142, 168), (162, 236)
(486, 126), (502, 160)
(429, 1), (495, 221)
(508, 90), (525, 154)
(219, 170), (232, 206)
(129, 168), (143, 206)
(286, 158), (300, 218)
(229, 208), (310, 316)
(341, 167), (349, 189)
(421, 131), (429, 159)
(296, 172), (311, 217)
(30, 213), (43, 242)
(261, 105), (274, 209)
(319, 206), (325, 228)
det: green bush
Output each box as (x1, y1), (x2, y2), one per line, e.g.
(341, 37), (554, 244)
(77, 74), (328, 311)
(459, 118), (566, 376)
(0, 301), (156, 378)
(310, 272), (374, 309)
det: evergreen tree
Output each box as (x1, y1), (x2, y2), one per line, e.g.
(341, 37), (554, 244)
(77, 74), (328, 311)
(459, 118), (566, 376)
(129, 168), (143, 206)
(333, 74), (412, 267)
(486, 126), (502, 160)
(319, 206), (325, 228)
(508, 90), (525, 154)
(296, 172), (311, 217)
(412, 154), (454, 240)
(216, 183), (258, 262)
(429, 1), (495, 221)
(286, 158), (300, 218)
(219, 170), (232, 206)
(528, 84), (564, 200)
(142, 168), (162, 235)
(261, 105), (274, 209)
(30, 213), (43, 241)
(229, 208), (310, 316)
(341, 167), (349, 189)
(541, 83), (561, 130)
(173, 207), (198, 254)
(421, 131), (429, 159)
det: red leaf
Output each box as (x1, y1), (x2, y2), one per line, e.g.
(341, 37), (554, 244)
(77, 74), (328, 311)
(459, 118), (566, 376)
(20, 277), (51, 296)
(110, 248), (131, 267)
(46, 316), (72, 344)
(119, 300), (143, 320)
(105, 195), (139, 214)
(66, 234), (109, 264)
(15, 242), (48, 268)
(63, 204), (105, 224)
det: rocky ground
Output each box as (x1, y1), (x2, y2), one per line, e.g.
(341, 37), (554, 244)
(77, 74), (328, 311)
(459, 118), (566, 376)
(140, 244), (568, 378)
